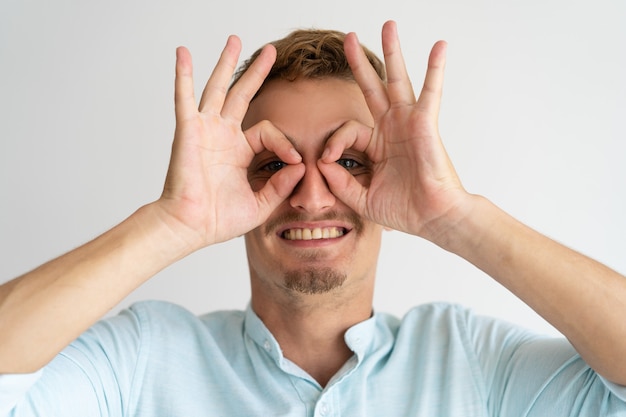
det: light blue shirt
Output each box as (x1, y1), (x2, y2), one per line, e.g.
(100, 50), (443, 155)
(3, 301), (626, 416)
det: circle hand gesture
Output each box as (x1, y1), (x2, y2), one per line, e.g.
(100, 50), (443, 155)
(319, 21), (468, 241)
(157, 37), (304, 249)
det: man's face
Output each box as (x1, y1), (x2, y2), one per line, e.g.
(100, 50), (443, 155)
(242, 78), (383, 299)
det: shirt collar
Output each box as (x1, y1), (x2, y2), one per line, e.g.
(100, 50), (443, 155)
(244, 303), (285, 364)
(243, 303), (380, 365)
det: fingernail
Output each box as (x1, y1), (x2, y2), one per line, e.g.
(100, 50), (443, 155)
(321, 147), (330, 161)
(290, 148), (302, 161)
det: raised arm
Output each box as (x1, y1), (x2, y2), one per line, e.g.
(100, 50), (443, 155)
(319, 20), (626, 385)
(0, 37), (304, 374)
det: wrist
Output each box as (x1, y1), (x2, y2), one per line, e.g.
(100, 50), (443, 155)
(130, 202), (206, 264)
(422, 194), (494, 255)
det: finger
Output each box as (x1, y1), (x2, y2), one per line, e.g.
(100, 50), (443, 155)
(198, 35), (242, 113)
(317, 157), (367, 215)
(381, 20), (416, 105)
(256, 163), (305, 209)
(344, 32), (390, 119)
(174, 46), (197, 123)
(320, 120), (373, 164)
(246, 120), (305, 220)
(416, 40), (447, 116)
(221, 44), (277, 121)
(245, 120), (302, 164)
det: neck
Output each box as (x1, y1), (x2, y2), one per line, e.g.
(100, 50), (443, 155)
(251, 288), (373, 387)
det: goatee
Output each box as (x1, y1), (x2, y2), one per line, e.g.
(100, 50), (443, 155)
(283, 267), (347, 294)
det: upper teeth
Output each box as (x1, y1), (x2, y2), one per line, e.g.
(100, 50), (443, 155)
(283, 227), (345, 240)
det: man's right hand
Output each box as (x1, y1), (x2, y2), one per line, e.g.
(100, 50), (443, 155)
(156, 37), (304, 250)
(0, 37), (304, 374)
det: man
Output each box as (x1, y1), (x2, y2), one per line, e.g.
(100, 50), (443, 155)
(1, 20), (625, 416)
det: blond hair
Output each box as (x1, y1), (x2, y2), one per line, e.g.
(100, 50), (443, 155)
(232, 29), (385, 97)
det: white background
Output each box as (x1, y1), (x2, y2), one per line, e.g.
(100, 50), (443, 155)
(1, 0), (625, 337)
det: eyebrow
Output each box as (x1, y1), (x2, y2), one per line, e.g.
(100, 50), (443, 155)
(284, 126), (341, 146)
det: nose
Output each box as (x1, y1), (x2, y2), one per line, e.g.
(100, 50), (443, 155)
(289, 163), (336, 213)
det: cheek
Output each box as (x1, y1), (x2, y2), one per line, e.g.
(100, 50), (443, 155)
(244, 231), (267, 267)
(361, 224), (383, 251)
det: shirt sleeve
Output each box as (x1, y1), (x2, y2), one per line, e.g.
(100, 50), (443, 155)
(462, 308), (626, 416)
(2, 305), (146, 417)
(0, 371), (42, 417)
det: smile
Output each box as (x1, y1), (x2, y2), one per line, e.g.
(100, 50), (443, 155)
(282, 227), (347, 241)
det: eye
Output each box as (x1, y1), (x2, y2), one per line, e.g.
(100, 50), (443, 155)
(336, 158), (361, 170)
(261, 160), (287, 173)
(248, 158), (287, 191)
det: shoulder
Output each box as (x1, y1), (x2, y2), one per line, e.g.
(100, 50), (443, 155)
(383, 302), (545, 366)
(373, 302), (470, 337)
(74, 300), (246, 356)
(392, 302), (475, 334)
(370, 302), (481, 360)
(118, 300), (246, 339)
(398, 302), (537, 342)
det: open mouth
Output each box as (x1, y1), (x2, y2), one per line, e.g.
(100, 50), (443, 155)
(281, 226), (349, 241)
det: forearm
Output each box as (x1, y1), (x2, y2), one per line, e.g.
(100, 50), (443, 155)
(0, 39), (294, 375)
(0, 202), (194, 374)
(435, 195), (626, 385)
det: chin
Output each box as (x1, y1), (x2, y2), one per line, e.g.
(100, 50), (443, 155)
(282, 267), (347, 295)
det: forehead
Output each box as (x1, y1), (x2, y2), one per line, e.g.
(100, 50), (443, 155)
(242, 78), (373, 148)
